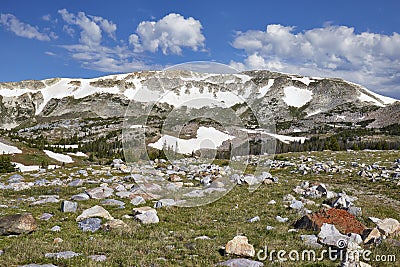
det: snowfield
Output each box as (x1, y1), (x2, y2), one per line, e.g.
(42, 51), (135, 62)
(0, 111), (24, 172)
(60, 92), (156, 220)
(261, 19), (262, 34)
(13, 162), (40, 172)
(0, 141), (22, 154)
(291, 76), (315, 86)
(149, 127), (234, 154)
(241, 129), (307, 144)
(258, 79), (274, 98)
(282, 86), (313, 108)
(43, 150), (74, 163)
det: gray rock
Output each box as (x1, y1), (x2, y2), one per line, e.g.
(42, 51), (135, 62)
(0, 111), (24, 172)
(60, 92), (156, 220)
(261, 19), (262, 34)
(88, 254), (107, 262)
(78, 218), (102, 232)
(135, 212), (159, 224)
(247, 216), (260, 223)
(217, 258), (264, 267)
(31, 196), (59, 205)
(130, 196), (146, 206)
(68, 179), (83, 187)
(71, 193), (90, 201)
(45, 251), (81, 259)
(85, 187), (114, 199)
(266, 226), (274, 231)
(154, 199), (175, 208)
(61, 200), (78, 213)
(348, 206), (362, 217)
(0, 249), (3, 256)
(101, 199), (125, 207)
(276, 216), (288, 223)
(290, 200), (304, 210)
(301, 234), (322, 249)
(8, 174), (24, 183)
(318, 223), (349, 247)
(39, 213), (53, 221)
(50, 226), (61, 232)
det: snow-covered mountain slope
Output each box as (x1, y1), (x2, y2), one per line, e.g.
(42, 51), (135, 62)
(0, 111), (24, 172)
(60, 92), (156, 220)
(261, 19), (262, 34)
(0, 70), (398, 130)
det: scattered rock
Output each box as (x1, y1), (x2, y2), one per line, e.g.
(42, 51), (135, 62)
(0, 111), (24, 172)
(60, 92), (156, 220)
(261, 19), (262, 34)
(376, 218), (400, 236)
(0, 213), (37, 235)
(68, 179), (83, 187)
(130, 196), (146, 206)
(132, 206), (157, 215)
(88, 254), (107, 262)
(102, 219), (129, 231)
(194, 235), (211, 240)
(70, 193), (90, 201)
(247, 216), (260, 223)
(45, 251), (81, 259)
(61, 200), (77, 213)
(290, 200), (304, 210)
(225, 235), (255, 257)
(301, 234), (322, 249)
(76, 205), (114, 221)
(39, 213), (53, 221)
(276, 216), (288, 223)
(266, 226), (274, 231)
(53, 237), (63, 244)
(362, 228), (382, 244)
(31, 196), (59, 205)
(86, 187), (114, 199)
(50, 226), (61, 232)
(135, 212), (159, 224)
(318, 223), (349, 247)
(101, 199), (125, 207)
(78, 218), (102, 232)
(217, 258), (263, 267)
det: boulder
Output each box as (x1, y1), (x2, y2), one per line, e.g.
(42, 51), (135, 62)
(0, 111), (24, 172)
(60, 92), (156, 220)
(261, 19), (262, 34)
(225, 235), (255, 257)
(78, 218), (102, 232)
(61, 200), (78, 213)
(85, 187), (114, 199)
(0, 213), (37, 235)
(376, 218), (400, 236)
(76, 205), (114, 221)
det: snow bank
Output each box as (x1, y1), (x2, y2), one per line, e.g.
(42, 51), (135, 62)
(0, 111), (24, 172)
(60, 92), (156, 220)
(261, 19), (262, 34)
(149, 126), (234, 154)
(43, 150), (74, 163)
(282, 86), (313, 108)
(0, 141), (22, 154)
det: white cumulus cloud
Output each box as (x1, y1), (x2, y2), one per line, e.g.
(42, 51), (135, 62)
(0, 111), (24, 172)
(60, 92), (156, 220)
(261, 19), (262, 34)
(0, 13), (55, 41)
(129, 13), (205, 55)
(58, 9), (116, 47)
(231, 24), (400, 97)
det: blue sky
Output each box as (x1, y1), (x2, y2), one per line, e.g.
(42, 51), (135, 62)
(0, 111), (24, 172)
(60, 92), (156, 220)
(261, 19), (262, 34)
(1, 0), (400, 98)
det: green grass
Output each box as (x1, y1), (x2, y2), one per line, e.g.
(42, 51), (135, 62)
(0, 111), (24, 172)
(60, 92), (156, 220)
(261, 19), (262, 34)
(0, 150), (399, 266)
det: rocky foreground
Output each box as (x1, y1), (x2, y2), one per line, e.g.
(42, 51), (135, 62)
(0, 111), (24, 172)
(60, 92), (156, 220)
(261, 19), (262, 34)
(0, 150), (399, 266)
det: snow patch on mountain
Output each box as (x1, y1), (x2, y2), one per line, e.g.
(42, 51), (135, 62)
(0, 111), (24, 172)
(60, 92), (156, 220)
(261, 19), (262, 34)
(291, 76), (315, 86)
(43, 150), (74, 163)
(258, 79), (274, 98)
(149, 126), (234, 154)
(282, 86), (313, 108)
(0, 141), (22, 154)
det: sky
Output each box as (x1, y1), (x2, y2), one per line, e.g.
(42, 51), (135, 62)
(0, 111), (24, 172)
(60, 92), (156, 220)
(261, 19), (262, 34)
(1, 0), (400, 99)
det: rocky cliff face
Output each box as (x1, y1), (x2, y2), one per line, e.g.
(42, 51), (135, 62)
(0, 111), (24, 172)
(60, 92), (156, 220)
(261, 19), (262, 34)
(0, 70), (398, 132)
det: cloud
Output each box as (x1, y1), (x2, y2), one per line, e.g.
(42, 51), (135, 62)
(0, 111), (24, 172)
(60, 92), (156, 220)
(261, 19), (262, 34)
(58, 9), (116, 47)
(231, 24), (400, 96)
(42, 14), (51, 21)
(129, 13), (205, 55)
(44, 51), (56, 56)
(0, 13), (55, 41)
